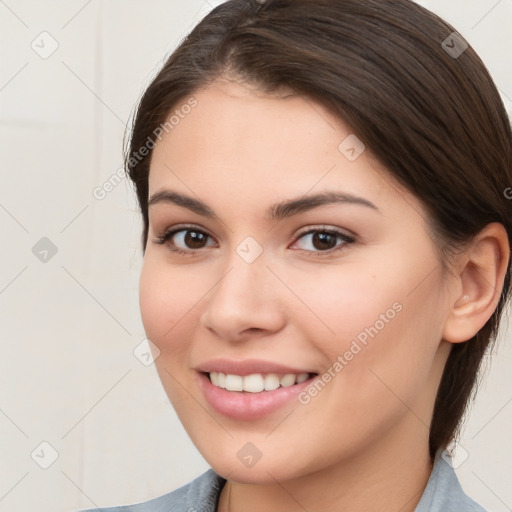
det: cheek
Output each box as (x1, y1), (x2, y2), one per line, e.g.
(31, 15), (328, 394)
(140, 254), (196, 334)
(138, 255), (205, 406)
(292, 255), (445, 408)
(283, 260), (402, 351)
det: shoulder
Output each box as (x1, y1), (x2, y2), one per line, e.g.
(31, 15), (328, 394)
(77, 469), (226, 512)
(415, 451), (487, 512)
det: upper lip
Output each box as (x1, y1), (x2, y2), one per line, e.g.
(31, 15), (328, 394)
(195, 358), (316, 376)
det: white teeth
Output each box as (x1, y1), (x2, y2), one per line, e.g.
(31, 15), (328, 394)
(243, 374), (265, 393)
(264, 374), (280, 391)
(224, 374), (243, 391)
(209, 371), (311, 392)
(210, 372), (219, 386)
(280, 374), (296, 387)
(296, 373), (309, 383)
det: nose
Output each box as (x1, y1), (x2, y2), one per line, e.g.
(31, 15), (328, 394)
(199, 256), (286, 342)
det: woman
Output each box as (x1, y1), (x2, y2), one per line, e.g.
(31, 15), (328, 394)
(81, 0), (511, 510)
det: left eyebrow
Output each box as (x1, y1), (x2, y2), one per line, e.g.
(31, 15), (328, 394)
(267, 191), (381, 220)
(147, 189), (381, 220)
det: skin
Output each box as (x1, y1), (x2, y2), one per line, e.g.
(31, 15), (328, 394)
(139, 78), (509, 512)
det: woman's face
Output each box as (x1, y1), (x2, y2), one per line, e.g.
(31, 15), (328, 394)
(140, 79), (455, 483)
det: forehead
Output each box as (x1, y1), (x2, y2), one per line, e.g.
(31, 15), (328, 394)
(147, 79), (422, 220)
(151, 80), (346, 181)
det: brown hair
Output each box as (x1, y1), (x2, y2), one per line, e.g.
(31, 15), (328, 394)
(125, 0), (512, 459)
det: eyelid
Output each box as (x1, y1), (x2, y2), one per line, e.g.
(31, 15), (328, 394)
(153, 223), (355, 255)
(293, 224), (355, 239)
(153, 224), (218, 246)
(289, 225), (356, 255)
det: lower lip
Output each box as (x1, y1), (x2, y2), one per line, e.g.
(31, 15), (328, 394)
(198, 372), (316, 421)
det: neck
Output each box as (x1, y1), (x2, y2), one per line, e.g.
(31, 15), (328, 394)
(218, 423), (433, 512)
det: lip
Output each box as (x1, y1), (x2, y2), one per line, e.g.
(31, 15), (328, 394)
(195, 359), (318, 421)
(195, 358), (315, 376)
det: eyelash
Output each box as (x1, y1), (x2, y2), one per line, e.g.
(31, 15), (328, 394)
(153, 224), (356, 257)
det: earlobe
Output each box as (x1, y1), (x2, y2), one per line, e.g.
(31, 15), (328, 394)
(442, 222), (510, 344)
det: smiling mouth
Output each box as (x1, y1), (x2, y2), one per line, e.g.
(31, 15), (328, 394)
(206, 371), (317, 393)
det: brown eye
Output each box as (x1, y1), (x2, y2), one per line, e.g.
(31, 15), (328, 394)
(292, 228), (355, 254)
(311, 232), (338, 250)
(155, 227), (216, 252)
(182, 230), (209, 249)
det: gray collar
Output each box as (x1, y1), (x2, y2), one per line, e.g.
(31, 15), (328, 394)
(414, 450), (486, 511)
(181, 451), (486, 512)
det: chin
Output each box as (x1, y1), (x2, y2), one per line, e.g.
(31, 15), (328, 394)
(208, 458), (301, 485)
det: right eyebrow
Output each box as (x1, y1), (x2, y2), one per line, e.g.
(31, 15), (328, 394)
(148, 190), (216, 218)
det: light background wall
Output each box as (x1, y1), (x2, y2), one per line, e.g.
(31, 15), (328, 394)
(0, 1), (510, 511)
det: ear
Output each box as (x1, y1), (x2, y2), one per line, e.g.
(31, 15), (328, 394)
(443, 222), (510, 344)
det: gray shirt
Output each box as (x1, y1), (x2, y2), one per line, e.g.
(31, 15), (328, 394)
(79, 452), (486, 511)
